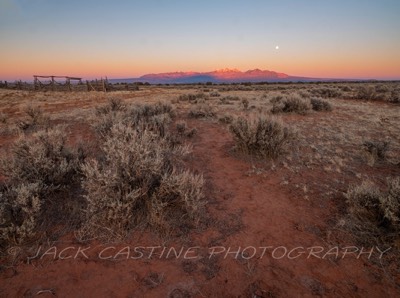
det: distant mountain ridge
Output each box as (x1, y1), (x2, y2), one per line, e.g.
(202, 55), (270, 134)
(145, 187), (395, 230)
(109, 68), (321, 84)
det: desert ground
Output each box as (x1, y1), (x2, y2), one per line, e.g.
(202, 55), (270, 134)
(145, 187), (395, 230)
(0, 82), (399, 297)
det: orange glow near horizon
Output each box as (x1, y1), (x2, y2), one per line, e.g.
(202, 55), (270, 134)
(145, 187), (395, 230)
(1, 52), (399, 81)
(1, 1), (399, 81)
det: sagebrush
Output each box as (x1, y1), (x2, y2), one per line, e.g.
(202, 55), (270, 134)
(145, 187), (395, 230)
(345, 177), (400, 245)
(0, 126), (83, 247)
(271, 94), (311, 115)
(229, 115), (295, 159)
(80, 121), (205, 240)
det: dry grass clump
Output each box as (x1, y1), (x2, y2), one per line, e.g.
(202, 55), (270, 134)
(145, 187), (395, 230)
(345, 177), (400, 245)
(188, 103), (216, 118)
(79, 122), (205, 240)
(271, 94), (311, 115)
(229, 115), (295, 159)
(17, 106), (50, 132)
(310, 98), (333, 111)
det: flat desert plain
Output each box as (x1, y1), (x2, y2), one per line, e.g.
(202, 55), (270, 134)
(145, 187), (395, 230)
(0, 83), (399, 297)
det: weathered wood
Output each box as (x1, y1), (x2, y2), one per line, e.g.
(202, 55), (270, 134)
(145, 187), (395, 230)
(86, 78), (109, 92)
(33, 75), (82, 91)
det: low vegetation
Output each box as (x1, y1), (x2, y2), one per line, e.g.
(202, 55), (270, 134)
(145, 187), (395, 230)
(362, 140), (389, 162)
(0, 126), (83, 246)
(0, 83), (399, 282)
(310, 97), (333, 111)
(79, 99), (204, 240)
(17, 106), (50, 132)
(345, 177), (400, 245)
(0, 99), (206, 247)
(178, 93), (208, 102)
(188, 103), (216, 118)
(229, 115), (296, 159)
(271, 94), (312, 115)
(80, 122), (205, 240)
(310, 87), (343, 98)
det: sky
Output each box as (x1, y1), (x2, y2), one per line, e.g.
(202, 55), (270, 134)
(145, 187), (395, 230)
(1, 0), (400, 81)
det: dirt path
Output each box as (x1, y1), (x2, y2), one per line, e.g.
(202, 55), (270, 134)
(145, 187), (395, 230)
(185, 119), (399, 297)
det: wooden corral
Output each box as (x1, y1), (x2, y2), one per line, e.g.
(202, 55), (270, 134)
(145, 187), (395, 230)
(34, 75), (83, 91)
(0, 76), (140, 92)
(86, 77), (110, 92)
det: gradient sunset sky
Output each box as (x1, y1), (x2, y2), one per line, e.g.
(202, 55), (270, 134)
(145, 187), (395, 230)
(1, 0), (400, 81)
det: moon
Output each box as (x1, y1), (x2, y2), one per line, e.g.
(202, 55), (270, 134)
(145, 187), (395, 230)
(275, 45), (279, 50)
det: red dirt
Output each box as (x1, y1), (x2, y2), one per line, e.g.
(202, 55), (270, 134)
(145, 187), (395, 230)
(1, 116), (399, 297)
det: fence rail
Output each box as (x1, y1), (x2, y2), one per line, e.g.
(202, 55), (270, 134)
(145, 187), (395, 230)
(0, 76), (140, 92)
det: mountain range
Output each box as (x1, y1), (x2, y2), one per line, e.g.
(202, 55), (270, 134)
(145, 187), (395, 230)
(109, 68), (322, 84)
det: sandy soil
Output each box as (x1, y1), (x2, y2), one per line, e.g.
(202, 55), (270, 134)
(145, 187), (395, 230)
(0, 86), (399, 297)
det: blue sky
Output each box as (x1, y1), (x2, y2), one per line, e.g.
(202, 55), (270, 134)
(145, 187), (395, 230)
(1, 0), (400, 80)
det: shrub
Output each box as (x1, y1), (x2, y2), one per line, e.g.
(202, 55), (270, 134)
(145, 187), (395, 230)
(219, 95), (240, 105)
(210, 92), (221, 97)
(269, 94), (285, 104)
(345, 177), (400, 245)
(174, 121), (196, 139)
(311, 87), (343, 98)
(356, 86), (379, 100)
(229, 115), (295, 159)
(95, 98), (126, 115)
(79, 123), (205, 240)
(1, 126), (81, 189)
(178, 93), (208, 102)
(188, 103), (216, 118)
(0, 126), (84, 247)
(241, 98), (249, 110)
(17, 106), (50, 132)
(375, 84), (390, 93)
(0, 183), (42, 246)
(341, 85), (352, 92)
(176, 121), (187, 135)
(362, 140), (389, 161)
(388, 90), (400, 103)
(93, 101), (174, 138)
(346, 181), (383, 225)
(382, 178), (400, 227)
(0, 112), (6, 124)
(271, 94), (311, 115)
(129, 102), (174, 120)
(310, 98), (333, 111)
(218, 114), (234, 124)
(185, 128), (197, 138)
